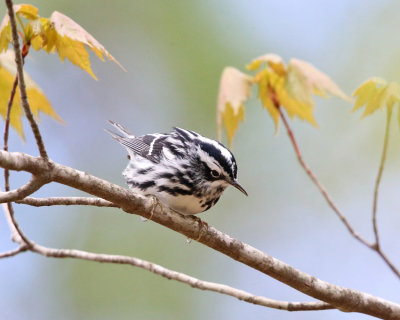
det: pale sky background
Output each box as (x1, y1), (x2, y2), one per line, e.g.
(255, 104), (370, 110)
(0, 1), (399, 319)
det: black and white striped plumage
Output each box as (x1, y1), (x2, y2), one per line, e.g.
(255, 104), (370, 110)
(107, 121), (247, 215)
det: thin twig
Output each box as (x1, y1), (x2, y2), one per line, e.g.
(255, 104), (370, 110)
(370, 108), (400, 278)
(0, 175), (49, 203)
(278, 108), (373, 248)
(5, 0), (48, 159)
(3, 75), (18, 192)
(29, 242), (334, 311)
(0, 187), (32, 245)
(3, 75), (20, 245)
(16, 196), (119, 207)
(0, 245), (27, 258)
(3, 74), (18, 155)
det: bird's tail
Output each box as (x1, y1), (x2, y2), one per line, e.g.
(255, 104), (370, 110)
(105, 120), (135, 140)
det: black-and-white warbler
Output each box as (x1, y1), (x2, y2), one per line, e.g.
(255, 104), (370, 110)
(107, 120), (247, 215)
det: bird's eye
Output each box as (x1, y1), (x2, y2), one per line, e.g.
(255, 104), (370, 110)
(211, 170), (220, 178)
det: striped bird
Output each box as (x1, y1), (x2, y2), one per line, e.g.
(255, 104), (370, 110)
(107, 121), (247, 215)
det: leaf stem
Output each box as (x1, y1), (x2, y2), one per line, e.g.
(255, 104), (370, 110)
(372, 108), (392, 248)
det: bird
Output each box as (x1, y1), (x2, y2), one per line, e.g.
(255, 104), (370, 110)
(106, 120), (247, 215)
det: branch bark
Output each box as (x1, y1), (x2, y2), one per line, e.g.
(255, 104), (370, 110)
(0, 150), (398, 319)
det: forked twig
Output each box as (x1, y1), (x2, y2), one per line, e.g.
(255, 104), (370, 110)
(278, 107), (400, 279)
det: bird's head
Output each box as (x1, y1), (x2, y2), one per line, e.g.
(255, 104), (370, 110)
(174, 127), (247, 196)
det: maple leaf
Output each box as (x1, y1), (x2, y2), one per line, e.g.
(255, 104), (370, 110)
(40, 11), (126, 79)
(0, 6), (125, 79)
(352, 78), (400, 123)
(217, 67), (252, 147)
(248, 54), (349, 131)
(0, 51), (61, 138)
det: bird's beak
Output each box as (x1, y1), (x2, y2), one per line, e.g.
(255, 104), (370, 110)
(229, 179), (248, 196)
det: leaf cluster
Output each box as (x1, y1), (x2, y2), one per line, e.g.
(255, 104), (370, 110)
(217, 54), (400, 147)
(0, 4), (124, 137)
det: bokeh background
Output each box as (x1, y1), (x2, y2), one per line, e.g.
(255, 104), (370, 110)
(0, 1), (399, 319)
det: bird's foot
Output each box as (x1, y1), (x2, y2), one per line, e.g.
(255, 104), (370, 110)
(143, 195), (163, 221)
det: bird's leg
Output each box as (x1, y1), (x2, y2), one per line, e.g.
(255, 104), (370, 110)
(193, 216), (209, 242)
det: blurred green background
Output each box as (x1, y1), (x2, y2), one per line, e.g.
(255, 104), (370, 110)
(1, 1), (399, 319)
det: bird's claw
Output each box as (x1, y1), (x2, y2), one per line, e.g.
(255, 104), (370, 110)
(193, 216), (209, 242)
(145, 195), (163, 221)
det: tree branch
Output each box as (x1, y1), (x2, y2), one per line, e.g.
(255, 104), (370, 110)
(0, 150), (398, 319)
(16, 196), (118, 207)
(5, 0), (48, 159)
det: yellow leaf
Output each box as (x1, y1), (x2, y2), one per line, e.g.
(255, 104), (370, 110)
(352, 78), (400, 119)
(40, 18), (57, 53)
(15, 4), (39, 21)
(286, 59), (350, 103)
(0, 68), (24, 135)
(276, 86), (318, 126)
(0, 51), (62, 138)
(50, 11), (126, 72)
(222, 103), (245, 148)
(217, 67), (251, 145)
(0, 15), (11, 53)
(255, 69), (280, 131)
(246, 54), (286, 76)
(55, 35), (97, 80)
(248, 54), (348, 133)
(31, 34), (43, 51)
(352, 78), (383, 112)
(0, 4), (39, 53)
